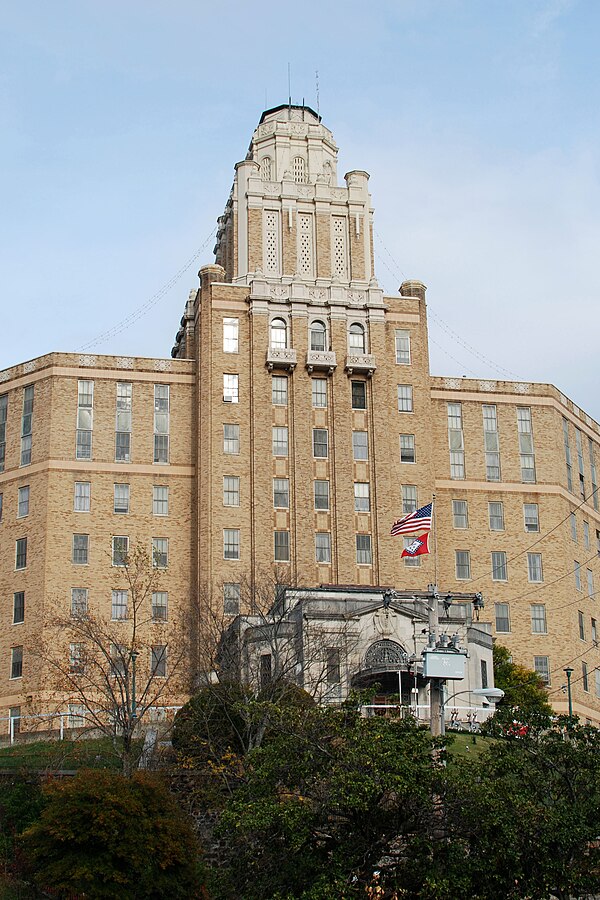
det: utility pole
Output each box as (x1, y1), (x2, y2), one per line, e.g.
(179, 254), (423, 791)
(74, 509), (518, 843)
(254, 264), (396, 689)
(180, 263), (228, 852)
(427, 583), (442, 737)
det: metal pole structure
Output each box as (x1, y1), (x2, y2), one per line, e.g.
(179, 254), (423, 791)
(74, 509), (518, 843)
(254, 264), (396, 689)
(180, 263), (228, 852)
(428, 583), (442, 737)
(564, 666), (573, 720)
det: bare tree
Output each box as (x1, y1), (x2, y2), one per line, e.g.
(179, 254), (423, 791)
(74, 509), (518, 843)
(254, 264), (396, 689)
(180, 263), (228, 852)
(32, 542), (190, 776)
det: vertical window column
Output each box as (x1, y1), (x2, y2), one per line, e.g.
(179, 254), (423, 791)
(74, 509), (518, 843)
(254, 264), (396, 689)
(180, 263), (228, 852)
(76, 380), (94, 460)
(483, 405), (500, 481)
(115, 383), (132, 462)
(575, 428), (585, 499)
(563, 418), (573, 492)
(0, 393), (7, 473)
(154, 385), (170, 463)
(20, 385), (34, 466)
(517, 408), (536, 483)
(447, 402), (465, 479)
(589, 438), (599, 511)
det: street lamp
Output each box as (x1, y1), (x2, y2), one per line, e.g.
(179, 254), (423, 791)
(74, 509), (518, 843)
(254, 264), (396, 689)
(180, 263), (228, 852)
(563, 666), (574, 720)
(440, 687), (505, 736)
(131, 650), (139, 721)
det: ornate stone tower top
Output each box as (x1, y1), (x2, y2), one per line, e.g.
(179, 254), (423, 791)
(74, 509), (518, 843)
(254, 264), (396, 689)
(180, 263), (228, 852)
(214, 105), (379, 293)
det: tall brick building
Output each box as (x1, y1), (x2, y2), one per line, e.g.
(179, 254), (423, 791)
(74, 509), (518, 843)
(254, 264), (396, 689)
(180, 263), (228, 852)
(1, 104), (599, 729)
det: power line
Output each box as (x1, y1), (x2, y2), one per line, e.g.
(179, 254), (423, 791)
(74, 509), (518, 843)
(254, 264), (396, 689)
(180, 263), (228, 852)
(77, 227), (217, 352)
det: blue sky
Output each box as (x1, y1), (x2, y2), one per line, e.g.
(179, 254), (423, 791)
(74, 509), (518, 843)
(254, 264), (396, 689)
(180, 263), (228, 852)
(2, 0), (600, 417)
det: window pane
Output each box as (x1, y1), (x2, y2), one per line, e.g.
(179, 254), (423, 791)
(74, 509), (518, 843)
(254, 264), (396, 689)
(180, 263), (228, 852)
(315, 533), (331, 563)
(488, 502), (504, 531)
(152, 538), (168, 568)
(352, 431), (367, 460)
(152, 591), (168, 621)
(111, 590), (128, 620)
(273, 427), (289, 456)
(223, 318), (239, 353)
(72, 534), (88, 565)
(356, 534), (372, 564)
(314, 480), (330, 510)
(313, 429), (328, 458)
(401, 485), (417, 514)
(224, 529), (240, 559)
(271, 376), (288, 405)
(397, 385), (413, 412)
(223, 583), (241, 615)
(400, 434), (415, 463)
(153, 486), (169, 516)
(17, 486), (30, 517)
(531, 604), (547, 633)
(527, 552), (543, 583)
(395, 330), (411, 365)
(524, 503), (539, 532)
(223, 374), (239, 403)
(113, 484), (130, 514)
(74, 482), (90, 512)
(452, 500), (468, 528)
(223, 424), (240, 454)
(111, 535), (128, 566)
(351, 381), (367, 410)
(354, 482), (370, 512)
(274, 478), (290, 509)
(491, 551), (507, 581)
(274, 530), (290, 562)
(223, 476), (240, 507)
(495, 602), (510, 632)
(16, 537), (28, 569)
(312, 378), (327, 408)
(455, 550), (470, 579)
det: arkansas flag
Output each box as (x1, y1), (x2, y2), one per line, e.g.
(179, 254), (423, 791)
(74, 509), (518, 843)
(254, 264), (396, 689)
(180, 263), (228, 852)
(401, 533), (430, 558)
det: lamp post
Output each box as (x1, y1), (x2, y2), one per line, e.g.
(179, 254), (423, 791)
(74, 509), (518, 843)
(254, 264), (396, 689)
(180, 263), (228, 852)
(131, 650), (139, 722)
(440, 687), (505, 736)
(563, 666), (573, 720)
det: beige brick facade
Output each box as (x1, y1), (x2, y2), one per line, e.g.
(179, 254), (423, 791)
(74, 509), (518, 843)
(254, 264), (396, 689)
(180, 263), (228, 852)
(2, 104), (600, 728)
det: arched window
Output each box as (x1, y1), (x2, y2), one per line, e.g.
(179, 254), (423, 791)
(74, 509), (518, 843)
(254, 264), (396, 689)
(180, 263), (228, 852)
(365, 640), (408, 668)
(349, 322), (366, 354)
(260, 156), (272, 181)
(270, 318), (287, 350)
(293, 157), (306, 183)
(309, 320), (326, 352)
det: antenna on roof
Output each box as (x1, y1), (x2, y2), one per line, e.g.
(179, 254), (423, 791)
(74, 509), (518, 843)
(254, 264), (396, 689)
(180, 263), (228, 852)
(288, 62), (292, 111)
(315, 70), (320, 117)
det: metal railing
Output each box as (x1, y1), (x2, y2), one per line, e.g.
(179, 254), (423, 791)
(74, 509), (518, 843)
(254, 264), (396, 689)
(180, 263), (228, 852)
(1, 706), (182, 745)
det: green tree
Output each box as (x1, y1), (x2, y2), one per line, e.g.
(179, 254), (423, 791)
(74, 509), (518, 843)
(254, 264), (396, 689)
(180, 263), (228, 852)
(488, 643), (553, 727)
(21, 769), (203, 899)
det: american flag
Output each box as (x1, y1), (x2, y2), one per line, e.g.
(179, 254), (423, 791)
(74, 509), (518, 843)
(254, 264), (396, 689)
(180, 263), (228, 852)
(390, 502), (433, 536)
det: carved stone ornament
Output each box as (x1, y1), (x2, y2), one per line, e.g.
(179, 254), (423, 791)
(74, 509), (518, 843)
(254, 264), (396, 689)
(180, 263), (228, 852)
(270, 286), (289, 301)
(79, 355), (97, 367)
(266, 348), (297, 372)
(23, 360), (37, 374)
(478, 380), (497, 392)
(308, 288), (327, 302)
(153, 359), (172, 372)
(347, 289), (366, 305)
(345, 353), (377, 377)
(330, 188), (346, 200)
(365, 639), (408, 668)
(0, 370), (11, 383)
(117, 357), (134, 370)
(297, 185), (313, 198)
(444, 378), (462, 389)
(264, 183), (280, 194)
(513, 382), (530, 394)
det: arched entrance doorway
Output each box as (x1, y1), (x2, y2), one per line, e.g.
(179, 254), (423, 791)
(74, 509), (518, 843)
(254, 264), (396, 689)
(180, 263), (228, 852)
(351, 639), (426, 706)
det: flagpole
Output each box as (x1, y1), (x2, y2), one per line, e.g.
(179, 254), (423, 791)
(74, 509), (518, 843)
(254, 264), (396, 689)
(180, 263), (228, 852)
(432, 492), (438, 590)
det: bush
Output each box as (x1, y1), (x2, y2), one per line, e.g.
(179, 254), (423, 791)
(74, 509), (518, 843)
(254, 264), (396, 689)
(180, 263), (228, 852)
(21, 769), (203, 899)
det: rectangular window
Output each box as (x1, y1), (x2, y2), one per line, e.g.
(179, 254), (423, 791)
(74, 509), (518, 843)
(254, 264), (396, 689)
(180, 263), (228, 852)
(582, 661), (589, 692)
(491, 551), (508, 581)
(579, 610), (586, 641)
(274, 530), (290, 562)
(113, 484), (130, 515)
(224, 529), (240, 560)
(315, 532), (331, 564)
(448, 402), (465, 479)
(313, 428), (329, 459)
(154, 385), (170, 463)
(575, 560), (582, 591)
(481, 659), (489, 690)
(223, 374), (239, 403)
(111, 590), (128, 620)
(483, 405), (501, 481)
(354, 482), (370, 512)
(583, 521), (590, 549)
(533, 656), (550, 685)
(399, 434), (415, 463)
(71, 588), (88, 616)
(260, 653), (272, 688)
(223, 423), (240, 454)
(152, 538), (168, 568)
(356, 534), (372, 565)
(517, 408), (536, 483)
(13, 591), (25, 625)
(15, 537), (27, 569)
(488, 501), (504, 531)
(152, 485), (168, 516)
(110, 644), (126, 677)
(111, 535), (128, 567)
(352, 431), (367, 461)
(74, 482), (90, 512)
(404, 536), (420, 567)
(351, 381), (367, 410)
(592, 618), (597, 643)
(589, 437), (598, 511)
(10, 647), (23, 679)
(402, 485), (417, 514)
(273, 426), (289, 457)
(397, 385), (413, 412)
(452, 500), (468, 529)
(152, 591), (168, 621)
(0, 393), (7, 473)
(274, 478), (290, 509)
(312, 378), (327, 408)
(115, 383), (132, 462)
(324, 648), (341, 686)
(563, 418), (573, 492)
(17, 485), (30, 518)
(223, 476), (240, 507)
(9, 707), (21, 736)
(495, 602), (510, 632)
(76, 380), (93, 460)
(455, 550), (471, 580)
(20, 385), (34, 466)
(69, 643), (85, 675)
(223, 583), (241, 616)
(587, 568), (594, 598)
(531, 604), (547, 633)
(151, 646), (167, 677)
(223, 317), (239, 353)
(314, 479), (330, 511)
(527, 552), (543, 583)
(570, 513), (577, 542)
(524, 503), (539, 532)
(575, 428), (585, 500)
(395, 329), (411, 365)
(271, 375), (288, 406)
